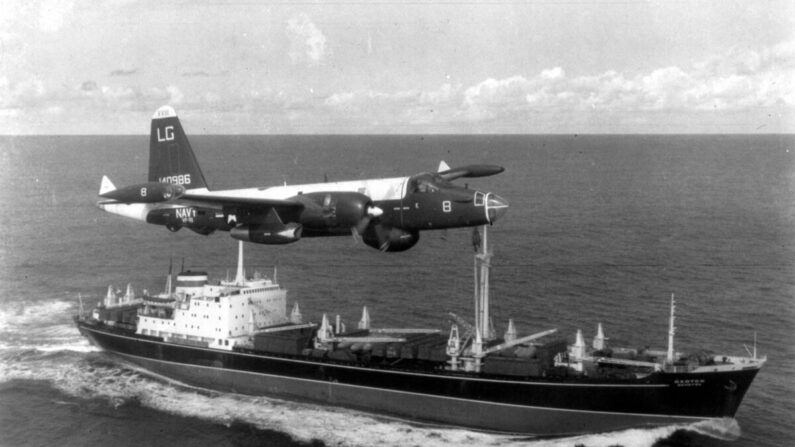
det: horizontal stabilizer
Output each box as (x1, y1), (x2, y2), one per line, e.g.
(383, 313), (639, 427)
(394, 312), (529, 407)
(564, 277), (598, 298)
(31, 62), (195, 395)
(99, 176), (116, 195)
(437, 160), (451, 173)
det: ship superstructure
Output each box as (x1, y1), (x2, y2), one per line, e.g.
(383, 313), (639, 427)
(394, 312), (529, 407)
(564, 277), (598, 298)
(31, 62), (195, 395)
(76, 231), (765, 436)
(136, 246), (292, 350)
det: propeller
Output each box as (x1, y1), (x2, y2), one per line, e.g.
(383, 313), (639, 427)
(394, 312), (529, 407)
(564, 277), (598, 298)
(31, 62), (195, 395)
(352, 204), (383, 241)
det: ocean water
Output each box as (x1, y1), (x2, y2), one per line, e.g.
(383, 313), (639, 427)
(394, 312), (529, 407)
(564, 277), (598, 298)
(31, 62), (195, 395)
(0, 134), (793, 447)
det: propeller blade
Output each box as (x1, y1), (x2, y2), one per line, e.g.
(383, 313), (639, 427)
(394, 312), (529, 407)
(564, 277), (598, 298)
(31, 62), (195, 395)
(374, 224), (391, 251)
(351, 204), (384, 245)
(354, 215), (372, 235)
(351, 227), (362, 244)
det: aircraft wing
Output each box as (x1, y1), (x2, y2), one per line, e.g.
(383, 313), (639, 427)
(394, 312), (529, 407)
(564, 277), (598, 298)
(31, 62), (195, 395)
(180, 192), (304, 210)
(178, 192), (306, 223)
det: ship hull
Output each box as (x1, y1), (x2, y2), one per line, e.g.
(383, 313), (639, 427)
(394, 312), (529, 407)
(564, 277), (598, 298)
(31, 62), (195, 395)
(77, 322), (760, 436)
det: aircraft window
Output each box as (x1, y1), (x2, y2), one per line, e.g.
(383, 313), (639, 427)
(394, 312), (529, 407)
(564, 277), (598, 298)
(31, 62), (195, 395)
(416, 179), (439, 193)
(474, 191), (485, 206)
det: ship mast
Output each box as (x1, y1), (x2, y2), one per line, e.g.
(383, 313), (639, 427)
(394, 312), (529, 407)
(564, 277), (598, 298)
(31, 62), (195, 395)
(667, 293), (676, 363)
(235, 240), (246, 285)
(474, 225), (494, 340)
(164, 256), (173, 296)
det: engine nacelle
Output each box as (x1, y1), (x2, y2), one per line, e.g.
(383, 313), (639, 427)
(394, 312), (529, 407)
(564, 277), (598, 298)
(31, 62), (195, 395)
(362, 225), (420, 252)
(299, 192), (372, 229)
(101, 182), (185, 203)
(230, 223), (302, 244)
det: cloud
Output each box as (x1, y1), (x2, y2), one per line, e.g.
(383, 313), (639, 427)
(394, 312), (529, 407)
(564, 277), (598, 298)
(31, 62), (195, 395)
(0, 77), (185, 114)
(80, 80), (98, 91)
(316, 40), (793, 131)
(182, 71), (211, 78)
(3, 39), (792, 134)
(38, 0), (74, 33)
(110, 68), (138, 77)
(459, 41), (793, 119)
(540, 67), (565, 80)
(166, 86), (184, 104)
(286, 13), (328, 65)
(0, 77), (47, 108)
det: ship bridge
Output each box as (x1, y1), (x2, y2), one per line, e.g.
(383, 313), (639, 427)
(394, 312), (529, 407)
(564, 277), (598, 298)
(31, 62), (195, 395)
(136, 242), (290, 349)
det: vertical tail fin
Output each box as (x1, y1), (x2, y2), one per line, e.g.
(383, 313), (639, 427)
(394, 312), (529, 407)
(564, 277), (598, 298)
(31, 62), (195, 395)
(148, 106), (208, 190)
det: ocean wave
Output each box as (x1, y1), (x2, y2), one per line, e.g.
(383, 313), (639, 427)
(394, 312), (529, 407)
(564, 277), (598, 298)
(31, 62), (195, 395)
(0, 341), (100, 354)
(0, 297), (96, 356)
(0, 351), (741, 447)
(0, 298), (77, 327)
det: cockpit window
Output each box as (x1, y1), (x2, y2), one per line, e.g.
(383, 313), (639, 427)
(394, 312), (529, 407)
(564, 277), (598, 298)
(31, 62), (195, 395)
(474, 191), (485, 206)
(416, 179), (439, 193)
(409, 173), (451, 193)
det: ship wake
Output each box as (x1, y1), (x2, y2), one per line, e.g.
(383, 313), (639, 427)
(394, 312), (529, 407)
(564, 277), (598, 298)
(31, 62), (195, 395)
(0, 348), (742, 447)
(0, 297), (98, 353)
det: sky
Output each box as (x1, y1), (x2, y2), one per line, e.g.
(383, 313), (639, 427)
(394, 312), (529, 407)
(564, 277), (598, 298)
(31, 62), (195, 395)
(1, 0), (793, 134)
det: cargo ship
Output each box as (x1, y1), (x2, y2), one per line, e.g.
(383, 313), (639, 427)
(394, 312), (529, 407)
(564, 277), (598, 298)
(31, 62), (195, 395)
(75, 227), (765, 436)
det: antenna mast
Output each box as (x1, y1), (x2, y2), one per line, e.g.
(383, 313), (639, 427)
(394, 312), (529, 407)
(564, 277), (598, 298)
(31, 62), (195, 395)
(235, 241), (246, 285)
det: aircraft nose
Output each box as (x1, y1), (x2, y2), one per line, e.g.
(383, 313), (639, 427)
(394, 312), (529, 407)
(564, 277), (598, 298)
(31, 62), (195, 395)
(485, 193), (509, 223)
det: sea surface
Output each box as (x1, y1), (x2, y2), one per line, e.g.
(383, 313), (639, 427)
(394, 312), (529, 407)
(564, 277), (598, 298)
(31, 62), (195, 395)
(0, 134), (793, 447)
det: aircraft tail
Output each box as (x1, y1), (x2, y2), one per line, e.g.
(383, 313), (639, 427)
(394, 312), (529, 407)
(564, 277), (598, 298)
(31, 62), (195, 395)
(148, 106), (208, 190)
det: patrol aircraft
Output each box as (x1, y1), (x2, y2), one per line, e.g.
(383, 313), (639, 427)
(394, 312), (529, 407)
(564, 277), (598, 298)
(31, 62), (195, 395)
(97, 106), (509, 252)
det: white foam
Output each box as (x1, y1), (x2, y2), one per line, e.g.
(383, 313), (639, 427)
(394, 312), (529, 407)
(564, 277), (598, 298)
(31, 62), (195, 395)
(0, 298), (76, 329)
(31, 342), (100, 353)
(0, 350), (740, 447)
(687, 417), (741, 440)
(0, 298), (96, 355)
